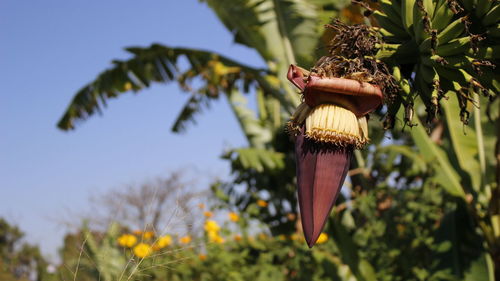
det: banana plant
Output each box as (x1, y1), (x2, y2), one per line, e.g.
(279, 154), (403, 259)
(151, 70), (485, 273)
(368, 0), (500, 277)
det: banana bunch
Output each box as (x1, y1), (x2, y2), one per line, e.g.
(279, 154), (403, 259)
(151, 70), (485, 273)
(371, 0), (499, 125)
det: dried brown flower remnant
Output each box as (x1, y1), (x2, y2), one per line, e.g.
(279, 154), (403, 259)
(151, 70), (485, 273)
(311, 20), (399, 104)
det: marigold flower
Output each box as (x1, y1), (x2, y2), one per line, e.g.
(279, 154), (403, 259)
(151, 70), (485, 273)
(203, 211), (213, 218)
(204, 220), (220, 233)
(198, 203), (205, 209)
(199, 254), (207, 261)
(179, 235), (192, 244)
(213, 236), (225, 244)
(258, 233), (268, 240)
(316, 233), (329, 244)
(287, 213), (296, 221)
(278, 234), (286, 241)
(154, 235), (172, 249)
(117, 234), (137, 248)
(133, 243), (152, 258)
(123, 82), (132, 91)
(234, 234), (242, 241)
(290, 233), (300, 241)
(257, 200), (268, 207)
(143, 231), (154, 240)
(207, 230), (218, 240)
(228, 212), (240, 222)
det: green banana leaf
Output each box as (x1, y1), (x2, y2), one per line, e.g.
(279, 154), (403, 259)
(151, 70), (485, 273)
(399, 106), (466, 198)
(442, 93), (482, 192)
(226, 89), (273, 148)
(434, 202), (495, 281)
(224, 147), (285, 172)
(57, 45), (279, 132)
(201, 0), (321, 67)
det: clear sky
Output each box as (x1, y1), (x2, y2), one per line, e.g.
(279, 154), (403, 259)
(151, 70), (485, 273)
(0, 0), (264, 261)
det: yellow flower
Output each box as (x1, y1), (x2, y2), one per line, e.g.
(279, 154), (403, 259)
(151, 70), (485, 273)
(228, 212), (240, 222)
(117, 234), (137, 248)
(396, 224), (406, 236)
(123, 82), (132, 91)
(204, 220), (220, 233)
(257, 200), (268, 207)
(258, 233), (268, 240)
(199, 254), (207, 261)
(179, 235), (191, 244)
(278, 234), (286, 241)
(316, 233), (329, 244)
(207, 231), (225, 244)
(234, 234), (242, 241)
(154, 235), (172, 249)
(213, 236), (225, 244)
(207, 230), (218, 240)
(204, 211), (213, 218)
(143, 231), (154, 240)
(290, 233), (300, 241)
(133, 243), (152, 258)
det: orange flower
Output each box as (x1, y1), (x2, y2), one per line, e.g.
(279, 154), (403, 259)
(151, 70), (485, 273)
(179, 235), (192, 244)
(198, 203), (205, 210)
(257, 200), (268, 207)
(234, 234), (243, 241)
(199, 254), (207, 261)
(143, 231), (154, 240)
(204, 211), (213, 218)
(228, 212), (240, 222)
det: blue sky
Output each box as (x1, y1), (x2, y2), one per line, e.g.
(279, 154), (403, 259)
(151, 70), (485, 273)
(0, 0), (264, 260)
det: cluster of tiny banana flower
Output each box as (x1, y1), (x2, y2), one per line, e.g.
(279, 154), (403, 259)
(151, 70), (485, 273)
(286, 64), (383, 247)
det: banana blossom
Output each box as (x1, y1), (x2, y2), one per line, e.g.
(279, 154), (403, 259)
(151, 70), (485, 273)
(287, 64), (383, 247)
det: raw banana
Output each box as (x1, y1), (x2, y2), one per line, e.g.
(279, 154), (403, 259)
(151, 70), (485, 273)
(476, 0), (493, 18)
(373, 10), (410, 38)
(437, 17), (466, 45)
(432, 0), (456, 31)
(488, 23), (500, 37)
(483, 3), (500, 26)
(436, 36), (472, 56)
(467, 45), (500, 59)
(402, 0), (417, 35)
